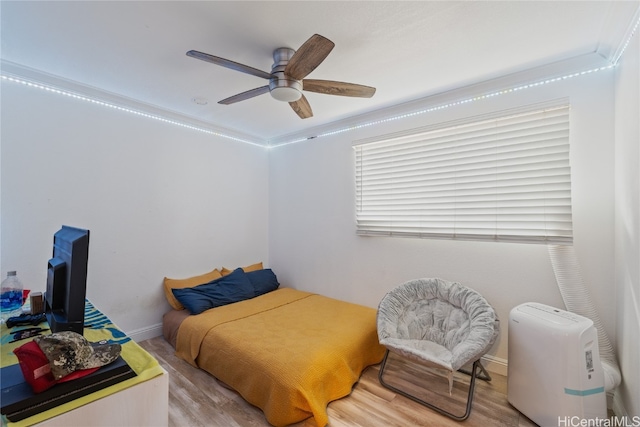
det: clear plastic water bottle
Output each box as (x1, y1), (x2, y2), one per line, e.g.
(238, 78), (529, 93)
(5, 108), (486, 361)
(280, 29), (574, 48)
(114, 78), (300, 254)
(1, 271), (24, 321)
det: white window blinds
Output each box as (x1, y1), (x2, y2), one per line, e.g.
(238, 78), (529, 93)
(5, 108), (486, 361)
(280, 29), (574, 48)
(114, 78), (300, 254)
(354, 104), (572, 244)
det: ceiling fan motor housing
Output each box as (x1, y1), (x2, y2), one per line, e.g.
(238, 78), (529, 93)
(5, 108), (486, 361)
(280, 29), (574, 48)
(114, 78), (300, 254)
(269, 47), (302, 102)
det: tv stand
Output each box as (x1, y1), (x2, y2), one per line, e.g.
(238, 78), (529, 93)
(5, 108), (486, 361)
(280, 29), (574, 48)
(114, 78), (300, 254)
(1, 300), (168, 426)
(32, 371), (168, 427)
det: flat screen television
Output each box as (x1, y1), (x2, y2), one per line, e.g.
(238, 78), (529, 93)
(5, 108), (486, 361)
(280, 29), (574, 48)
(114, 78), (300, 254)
(45, 226), (90, 334)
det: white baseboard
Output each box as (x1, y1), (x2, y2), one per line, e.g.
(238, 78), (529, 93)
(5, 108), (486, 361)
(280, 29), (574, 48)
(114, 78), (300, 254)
(119, 323), (632, 420)
(481, 354), (508, 377)
(126, 322), (163, 342)
(123, 321), (510, 376)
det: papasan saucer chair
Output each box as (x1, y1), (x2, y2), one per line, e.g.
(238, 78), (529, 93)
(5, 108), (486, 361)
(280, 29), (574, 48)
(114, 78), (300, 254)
(377, 278), (500, 421)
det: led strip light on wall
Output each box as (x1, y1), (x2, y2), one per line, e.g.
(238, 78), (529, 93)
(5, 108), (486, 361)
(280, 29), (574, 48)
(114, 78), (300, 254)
(0, 63), (619, 150)
(1, 12), (638, 149)
(0, 74), (263, 148)
(613, 12), (640, 66)
(269, 64), (616, 147)
(271, 8), (640, 148)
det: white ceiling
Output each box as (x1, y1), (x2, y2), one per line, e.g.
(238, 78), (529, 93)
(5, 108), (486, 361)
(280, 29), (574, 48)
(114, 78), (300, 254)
(1, 1), (638, 143)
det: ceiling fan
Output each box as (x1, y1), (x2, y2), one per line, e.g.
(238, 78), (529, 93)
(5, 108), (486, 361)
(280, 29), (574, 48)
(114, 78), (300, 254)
(186, 34), (376, 119)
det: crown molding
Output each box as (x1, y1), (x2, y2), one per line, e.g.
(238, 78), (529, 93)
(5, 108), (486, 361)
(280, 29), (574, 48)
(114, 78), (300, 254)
(0, 52), (615, 149)
(0, 60), (266, 147)
(597, 1), (640, 64)
(267, 52), (612, 147)
(3, 0), (637, 151)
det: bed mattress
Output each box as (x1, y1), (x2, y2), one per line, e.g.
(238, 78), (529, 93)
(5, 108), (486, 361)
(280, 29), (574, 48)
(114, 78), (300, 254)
(168, 287), (385, 426)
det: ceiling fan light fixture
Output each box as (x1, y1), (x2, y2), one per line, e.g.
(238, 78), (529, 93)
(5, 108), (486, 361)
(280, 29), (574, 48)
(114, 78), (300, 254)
(270, 86), (302, 102)
(269, 75), (303, 102)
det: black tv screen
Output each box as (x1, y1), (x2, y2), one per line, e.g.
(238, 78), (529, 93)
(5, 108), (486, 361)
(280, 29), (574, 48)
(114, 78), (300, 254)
(45, 226), (90, 334)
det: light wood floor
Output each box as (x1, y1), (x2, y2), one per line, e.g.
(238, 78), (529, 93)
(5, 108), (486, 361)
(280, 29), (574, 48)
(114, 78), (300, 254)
(139, 336), (538, 427)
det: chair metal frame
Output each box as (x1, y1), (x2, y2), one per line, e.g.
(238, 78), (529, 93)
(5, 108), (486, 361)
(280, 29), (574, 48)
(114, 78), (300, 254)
(377, 349), (492, 421)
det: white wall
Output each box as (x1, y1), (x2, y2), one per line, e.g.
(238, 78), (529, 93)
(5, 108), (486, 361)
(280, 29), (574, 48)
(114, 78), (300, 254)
(0, 81), (269, 336)
(268, 68), (616, 371)
(614, 27), (640, 417)
(1, 46), (633, 411)
(1, 54), (622, 380)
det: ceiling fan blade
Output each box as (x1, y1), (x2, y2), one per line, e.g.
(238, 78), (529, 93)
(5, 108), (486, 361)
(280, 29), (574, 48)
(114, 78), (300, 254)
(303, 79), (376, 98)
(289, 94), (313, 119)
(218, 85), (270, 105)
(186, 50), (271, 80)
(285, 34), (335, 80)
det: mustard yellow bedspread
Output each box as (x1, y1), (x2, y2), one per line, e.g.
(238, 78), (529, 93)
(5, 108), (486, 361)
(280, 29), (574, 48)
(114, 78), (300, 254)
(175, 288), (385, 427)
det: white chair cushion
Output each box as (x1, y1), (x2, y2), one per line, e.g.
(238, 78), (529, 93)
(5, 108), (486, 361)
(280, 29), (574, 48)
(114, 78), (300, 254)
(377, 278), (499, 372)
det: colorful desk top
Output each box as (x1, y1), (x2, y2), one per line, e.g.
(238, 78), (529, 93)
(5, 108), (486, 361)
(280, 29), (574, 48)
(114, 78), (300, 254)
(1, 301), (164, 427)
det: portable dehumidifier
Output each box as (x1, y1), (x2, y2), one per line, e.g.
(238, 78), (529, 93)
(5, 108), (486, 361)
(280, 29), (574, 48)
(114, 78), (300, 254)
(508, 303), (607, 426)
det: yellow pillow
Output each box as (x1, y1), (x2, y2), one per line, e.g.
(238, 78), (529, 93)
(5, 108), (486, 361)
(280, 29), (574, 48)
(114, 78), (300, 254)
(220, 262), (263, 276)
(163, 268), (222, 310)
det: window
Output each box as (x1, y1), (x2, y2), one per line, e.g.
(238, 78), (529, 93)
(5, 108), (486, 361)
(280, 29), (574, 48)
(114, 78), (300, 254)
(354, 103), (572, 244)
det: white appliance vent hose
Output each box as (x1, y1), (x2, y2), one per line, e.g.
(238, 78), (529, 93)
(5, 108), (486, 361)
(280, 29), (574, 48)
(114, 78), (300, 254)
(548, 245), (622, 395)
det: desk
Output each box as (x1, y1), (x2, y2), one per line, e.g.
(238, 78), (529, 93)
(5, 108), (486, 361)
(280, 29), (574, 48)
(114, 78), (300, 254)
(1, 301), (168, 427)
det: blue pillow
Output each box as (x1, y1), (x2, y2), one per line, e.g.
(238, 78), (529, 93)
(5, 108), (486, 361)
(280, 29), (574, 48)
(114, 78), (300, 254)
(172, 268), (255, 315)
(246, 268), (280, 296)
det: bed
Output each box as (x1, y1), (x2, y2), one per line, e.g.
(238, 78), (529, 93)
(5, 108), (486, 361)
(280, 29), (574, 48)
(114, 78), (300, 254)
(162, 268), (385, 427)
